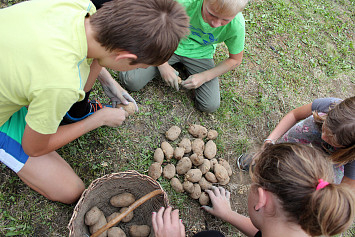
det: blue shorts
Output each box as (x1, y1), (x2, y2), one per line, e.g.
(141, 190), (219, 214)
(0, 107), (29, 173)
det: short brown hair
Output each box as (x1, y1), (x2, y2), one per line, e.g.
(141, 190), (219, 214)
(313, 96), (355, 164)
(90, 0), (189, 65)
(251, 143), (355, 236)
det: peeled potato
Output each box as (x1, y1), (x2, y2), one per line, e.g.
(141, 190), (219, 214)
(188, 124), (207, 138)
(178, 138), (192, 153)
(161, 141), (174, 161)
(110, 192), (136, 207)
(163, 164), (176, 179)
(148, 162), (162, 180)
(116, 102), (136, 116)
(165, 126), (181, 141)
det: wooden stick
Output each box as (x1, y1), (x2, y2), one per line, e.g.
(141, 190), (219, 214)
(91, 189), (163, 237)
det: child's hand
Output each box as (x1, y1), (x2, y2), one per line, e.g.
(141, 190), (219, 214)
(202, 186), (233, 221)
(152, 206), (185, 237)
(158, 64), (181, 91)
(95, 107), (128, 127)
(181, 74), (204, 89)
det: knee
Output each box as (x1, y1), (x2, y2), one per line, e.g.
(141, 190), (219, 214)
(196, 98), (220, 113)
(119, 71), (147, 91)
(49, 179), (85, 204)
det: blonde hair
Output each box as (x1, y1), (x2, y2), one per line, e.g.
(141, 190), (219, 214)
(251, 143), (355, 236)
(205, 0), (249, 16)
(313, 96), (355, 164)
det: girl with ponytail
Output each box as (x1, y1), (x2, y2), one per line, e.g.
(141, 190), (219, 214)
(152, 143), (355, 237)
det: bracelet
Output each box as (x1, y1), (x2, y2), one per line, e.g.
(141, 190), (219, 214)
(264, 139), (275, 144)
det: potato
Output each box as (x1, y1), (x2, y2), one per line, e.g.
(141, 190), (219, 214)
(161, 141), (174, 161)
(170, 177), (184, 193)
(106, 212), (119, 227)
(190, 183), (202, 199)
(108, 227), (126, 237)
(214, 164), (229, 185)
(190, 153), (204, 166)
(89, 214), (107, 237)
(129, 225), (151, 237)
(148, 162), (162, 180)
(199, 192), (210, 206)
(116, 102), (136, 116)
(154, 148), (164, 164)
(204, 140), (217, 159)
(188, 124), (207, 138)
(207, 130), (218, 140)
(198, 159), (211, 174)
(209, 158), (218, 170)
(191, 139), (204, 155)
(174, 147), (185, 160)
(219, 158), (232, 176)
(85, 206), (103, 226)
(110, 193), (136, 208)
(118, 207), (134, 222)
(178, 138), (192, 153)
(183, 181), (194, 193)
(176, 157), (192, 175)
(198, 177), (212, 190)
(205, 171), (218, 183)
(163, 164), (176, 179)
(185, 169), (202, 183)
(165, 126), (181, 141)
(219, 175), (230, 185)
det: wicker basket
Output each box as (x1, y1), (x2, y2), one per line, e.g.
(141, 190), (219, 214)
(68, 171), (169, 237)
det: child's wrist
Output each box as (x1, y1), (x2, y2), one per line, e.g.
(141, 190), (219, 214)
(264, 139), (275, 144)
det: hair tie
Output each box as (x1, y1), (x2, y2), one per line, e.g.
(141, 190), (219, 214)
(316, 179), (329, 190)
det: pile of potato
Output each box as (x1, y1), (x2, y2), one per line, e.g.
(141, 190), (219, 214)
(85, 192), (150, 237)
(148, 125), (232, 206)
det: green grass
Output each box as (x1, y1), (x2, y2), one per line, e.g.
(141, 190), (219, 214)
(0, 0), (354, 236)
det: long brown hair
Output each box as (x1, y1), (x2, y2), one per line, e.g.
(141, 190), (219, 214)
(313, 96), (355, 164)
(90, 0), (189, 65)
(251, 143), (355, 236)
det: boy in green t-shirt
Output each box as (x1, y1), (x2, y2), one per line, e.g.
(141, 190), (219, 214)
(120, 0), (249, 112)
(0, 0), (188, 204)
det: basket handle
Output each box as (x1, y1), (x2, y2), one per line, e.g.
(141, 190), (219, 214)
(91, 189), (163, 237)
